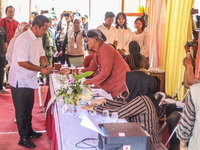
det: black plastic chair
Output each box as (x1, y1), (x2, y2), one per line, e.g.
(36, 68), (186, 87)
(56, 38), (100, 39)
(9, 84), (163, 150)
(159, 111), (181, 147)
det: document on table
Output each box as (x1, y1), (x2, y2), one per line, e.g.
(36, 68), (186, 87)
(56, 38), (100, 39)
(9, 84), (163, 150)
(163, 99), (185, 108)
(80, 115), (106, 137)
(91, 88), (113, 100)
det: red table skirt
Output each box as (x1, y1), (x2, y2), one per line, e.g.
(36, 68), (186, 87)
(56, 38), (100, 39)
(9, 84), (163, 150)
(45, 87), (58, 150)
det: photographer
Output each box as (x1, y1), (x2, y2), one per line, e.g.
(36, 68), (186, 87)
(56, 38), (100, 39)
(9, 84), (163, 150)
(55, 12), (73, 64)
(184, 8), (199, 73)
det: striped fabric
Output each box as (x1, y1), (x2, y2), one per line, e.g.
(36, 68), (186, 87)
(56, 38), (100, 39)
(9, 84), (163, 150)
(176, 93), (195, 142)
(96, 95), (162, 143)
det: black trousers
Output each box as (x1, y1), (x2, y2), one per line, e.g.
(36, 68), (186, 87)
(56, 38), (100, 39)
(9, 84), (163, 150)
(0, 56), (6, 90)
(57, 41), (65, 64)
(11, 85), (34, 139)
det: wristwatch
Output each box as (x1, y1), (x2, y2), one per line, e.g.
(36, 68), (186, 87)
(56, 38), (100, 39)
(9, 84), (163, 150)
(93, 104), (98, 111)
(45, 64), (50, 68)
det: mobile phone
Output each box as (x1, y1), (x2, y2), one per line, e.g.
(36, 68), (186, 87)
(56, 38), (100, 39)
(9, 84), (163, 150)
(187, 41), (193, 47)
(194, 9), (198, 14)
(187, 52), (190, 59)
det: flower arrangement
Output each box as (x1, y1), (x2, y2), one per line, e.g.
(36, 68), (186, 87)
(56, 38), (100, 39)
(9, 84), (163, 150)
(138, 6), (145, 13)
(55, 71), (94, 105)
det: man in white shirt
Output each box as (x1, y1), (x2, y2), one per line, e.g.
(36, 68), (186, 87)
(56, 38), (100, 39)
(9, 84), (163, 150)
(97, 12), (118, 48)
(8, 15), (52, 148)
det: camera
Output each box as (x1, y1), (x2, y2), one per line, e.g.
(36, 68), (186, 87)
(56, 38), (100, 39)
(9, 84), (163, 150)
(43, 10), (49, 14)
(63, 13), (69, 17)
(194, 9), (198, 14)
(187, 41), (193, 47)
(191, 9), (198, 15)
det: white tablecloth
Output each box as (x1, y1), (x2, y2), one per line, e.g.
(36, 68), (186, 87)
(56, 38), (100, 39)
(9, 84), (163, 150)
(48, 74), (119, 150)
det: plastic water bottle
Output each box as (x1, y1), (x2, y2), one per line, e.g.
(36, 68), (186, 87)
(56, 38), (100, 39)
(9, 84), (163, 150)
(81, 90), (86, 105)
(64, 61), (68, 68)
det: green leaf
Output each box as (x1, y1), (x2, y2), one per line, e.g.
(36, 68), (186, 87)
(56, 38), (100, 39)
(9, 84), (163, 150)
(74, 72), (79, 81)
(79, 71), (94, 79)
(85, 85), (92, 91)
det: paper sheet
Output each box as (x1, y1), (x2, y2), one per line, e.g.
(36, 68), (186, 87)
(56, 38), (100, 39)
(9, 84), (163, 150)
(163, 99), (185, 108)
(91, 89), (113, 100)
(80, 115), (106, 136)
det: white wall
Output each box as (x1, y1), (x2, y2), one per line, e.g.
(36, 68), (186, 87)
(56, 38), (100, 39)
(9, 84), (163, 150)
(2, 0), (29, 22)
(90, 0), (121, 29)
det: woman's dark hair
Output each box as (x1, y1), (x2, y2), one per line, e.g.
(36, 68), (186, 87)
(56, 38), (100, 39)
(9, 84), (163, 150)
(115, 12), (127, 29)
(129, 41), (142, 69)
(31, 11), (38, 16)
(134, 17), (145, 30)
(32, 15), (49, 28)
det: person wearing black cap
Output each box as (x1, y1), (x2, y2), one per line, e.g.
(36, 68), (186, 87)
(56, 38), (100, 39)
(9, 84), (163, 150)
(82, 29), (130, 101)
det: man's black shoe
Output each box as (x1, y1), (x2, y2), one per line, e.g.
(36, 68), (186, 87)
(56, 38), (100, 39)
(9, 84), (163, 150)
(18, 138), (36, 148)
(30, 131), (42, 138)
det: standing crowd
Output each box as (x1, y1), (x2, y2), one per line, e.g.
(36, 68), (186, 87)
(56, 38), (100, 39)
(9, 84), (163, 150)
(0, 5), (199, 150)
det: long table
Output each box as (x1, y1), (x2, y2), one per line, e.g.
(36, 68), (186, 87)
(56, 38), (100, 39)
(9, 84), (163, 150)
(45, 74), (115, 150)
(45, 74), (167, 150)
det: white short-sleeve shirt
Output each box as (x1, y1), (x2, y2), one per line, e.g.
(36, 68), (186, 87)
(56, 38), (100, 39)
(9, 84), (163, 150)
(97, 24), (118, 45)
(8, 28), (45, 89)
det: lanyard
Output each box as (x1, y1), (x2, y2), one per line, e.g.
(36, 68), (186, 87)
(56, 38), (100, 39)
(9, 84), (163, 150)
(74, 30), (80, 43)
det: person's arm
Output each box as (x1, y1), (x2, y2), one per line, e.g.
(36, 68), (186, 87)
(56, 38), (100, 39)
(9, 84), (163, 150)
(40, 56), (50, 67)
(6, 38), (15, 63)
(123, 28), (132, 54)
(89, 47), (114, 87)
(82, 53), (98, 72)
(113, 27), (118, 48)
(4, 42), (7, 52)
(4, 28), (8, 52)
(176, 93), (195, 149)
(62, 33), (68, 52)
(183, 56), (195, 88)
(191, 8), (197, 31)
(82, 29), (87, 42)
(18, 61), (50, 74)
(117, 49), (125, 56)
(141, 31), (150, 57)
(83, 99), (126, 115)
(179, 141), (188, 150)
(113, 41), (118, 49)
(96, 96), (146, 117)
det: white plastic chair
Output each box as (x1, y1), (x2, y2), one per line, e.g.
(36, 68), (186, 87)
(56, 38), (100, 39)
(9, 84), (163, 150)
(154, 92), (166, 106)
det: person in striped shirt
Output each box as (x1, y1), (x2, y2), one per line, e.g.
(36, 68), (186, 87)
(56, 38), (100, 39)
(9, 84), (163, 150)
(176, 83), (200, 150)
(83, 71), (162, 144)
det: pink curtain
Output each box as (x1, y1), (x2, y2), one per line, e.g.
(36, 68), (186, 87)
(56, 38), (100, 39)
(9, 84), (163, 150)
(195, 33), (200, 78)
(148, 0), (166, 67)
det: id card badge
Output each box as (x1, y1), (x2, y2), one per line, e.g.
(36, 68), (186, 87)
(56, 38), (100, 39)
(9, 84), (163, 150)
(74, 43), (77, 48)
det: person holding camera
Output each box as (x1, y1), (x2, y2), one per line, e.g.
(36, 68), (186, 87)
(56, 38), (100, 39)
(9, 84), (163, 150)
(55, 12), (73, 64)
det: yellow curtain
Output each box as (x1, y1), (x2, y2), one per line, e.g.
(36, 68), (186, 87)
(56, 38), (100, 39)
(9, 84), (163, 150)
(162, 0), (194, 99)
